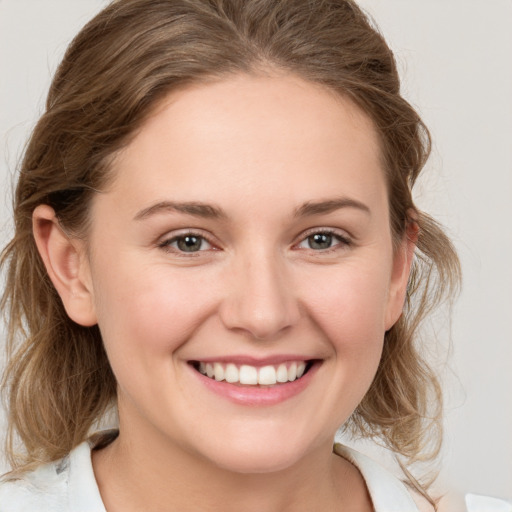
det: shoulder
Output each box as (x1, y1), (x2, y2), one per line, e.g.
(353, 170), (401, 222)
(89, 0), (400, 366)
(409, 489), (435, 512)
(0, 455), (70, 512)
(333, 444), (512, 512)
(334, 443), (422, 512)
(465, 493), (512, 512)
(0, 432), (114, 512)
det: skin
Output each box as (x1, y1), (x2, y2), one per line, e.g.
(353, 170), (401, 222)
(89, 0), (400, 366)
(33, 73), (416, 511)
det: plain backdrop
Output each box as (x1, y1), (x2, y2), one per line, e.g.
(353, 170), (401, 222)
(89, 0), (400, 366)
(1, 0), (511, 506)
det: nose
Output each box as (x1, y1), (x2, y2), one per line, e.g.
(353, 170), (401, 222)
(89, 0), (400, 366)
(218, 249), (301, 340)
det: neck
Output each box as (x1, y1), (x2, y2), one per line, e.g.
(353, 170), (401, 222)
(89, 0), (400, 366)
(92, 413), (372, 512)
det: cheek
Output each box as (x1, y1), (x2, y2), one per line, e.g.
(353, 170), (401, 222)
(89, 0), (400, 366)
(289, 264), (390, 427)
(302, 263), (391, 344)
(91, 260), (219, 360)
(297, 261), (390, 393)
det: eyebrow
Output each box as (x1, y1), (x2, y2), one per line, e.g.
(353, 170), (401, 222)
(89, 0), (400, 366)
(133, 196), (370, 222)
(293, 197), (371, 218)
(133, 201), (226, 221)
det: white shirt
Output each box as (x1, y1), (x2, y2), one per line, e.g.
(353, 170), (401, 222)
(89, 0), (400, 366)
(0, 433), (509, 511)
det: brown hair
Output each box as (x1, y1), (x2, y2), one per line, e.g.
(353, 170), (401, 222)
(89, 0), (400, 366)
(1, 0), (460, 502)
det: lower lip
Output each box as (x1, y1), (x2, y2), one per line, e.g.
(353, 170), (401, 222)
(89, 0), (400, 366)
(191, 362), (320, 406)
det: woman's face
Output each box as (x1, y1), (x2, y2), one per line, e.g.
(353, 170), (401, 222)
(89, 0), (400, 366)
(80, 73), (412, 473)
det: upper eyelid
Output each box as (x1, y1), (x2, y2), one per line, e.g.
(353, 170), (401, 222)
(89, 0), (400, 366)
(159, 228), (215, 242)
(295, 227), (352, 242)
(158, 229), (218, 250)
(292, 229), (353, 253)
(156, 226), (352, 249)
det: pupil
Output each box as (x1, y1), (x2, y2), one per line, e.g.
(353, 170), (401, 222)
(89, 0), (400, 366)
(309, 233), (332, 250)
(178, 236), (201, 252)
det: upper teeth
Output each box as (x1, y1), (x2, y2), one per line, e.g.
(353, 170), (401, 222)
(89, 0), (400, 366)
(198, 361), (307, 385)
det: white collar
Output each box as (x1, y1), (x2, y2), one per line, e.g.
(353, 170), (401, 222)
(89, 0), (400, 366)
(334, 443), (419, 512)
(65, 433), (420, 512)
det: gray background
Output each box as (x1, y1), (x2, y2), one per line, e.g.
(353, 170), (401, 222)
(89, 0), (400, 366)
(1, 0), (511, 505)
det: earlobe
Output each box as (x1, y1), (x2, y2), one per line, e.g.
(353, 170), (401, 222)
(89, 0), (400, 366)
(384, 221), (418, 330)
(32, 204), (97, 327)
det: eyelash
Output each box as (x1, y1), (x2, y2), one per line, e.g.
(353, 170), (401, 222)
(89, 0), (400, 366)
(158, 228), (352, 255)
(294, 228), (352, 253)
(158, 231), (216, 256)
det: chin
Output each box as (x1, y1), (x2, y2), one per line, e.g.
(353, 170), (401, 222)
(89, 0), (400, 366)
(195, 435), (310, 475)
(212, 449), (303, 475)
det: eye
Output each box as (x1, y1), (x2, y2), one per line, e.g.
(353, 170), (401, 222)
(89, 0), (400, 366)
(160, 233), (213, 253)
(297, 230), (350, 251)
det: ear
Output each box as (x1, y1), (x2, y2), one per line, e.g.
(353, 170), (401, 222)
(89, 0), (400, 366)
(384, 220), (418, 330)
(32, 204), (97, 327)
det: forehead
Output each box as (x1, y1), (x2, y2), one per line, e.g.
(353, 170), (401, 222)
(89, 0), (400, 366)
(105, 73), (385, 216)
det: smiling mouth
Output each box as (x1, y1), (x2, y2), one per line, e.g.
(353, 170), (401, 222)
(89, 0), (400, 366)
(190, 360), (316, 386)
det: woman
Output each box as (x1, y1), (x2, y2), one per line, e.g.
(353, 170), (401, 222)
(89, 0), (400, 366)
(0, 0), (465, 510)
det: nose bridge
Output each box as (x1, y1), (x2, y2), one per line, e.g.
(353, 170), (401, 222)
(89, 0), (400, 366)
(220, 244), (300, 340)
